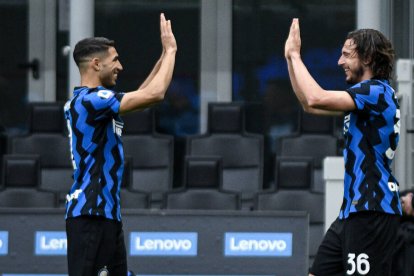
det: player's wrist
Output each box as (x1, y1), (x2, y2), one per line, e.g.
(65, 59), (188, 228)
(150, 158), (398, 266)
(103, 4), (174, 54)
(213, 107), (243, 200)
(165, 48), (177, 54)
(289, 51), (301, 59)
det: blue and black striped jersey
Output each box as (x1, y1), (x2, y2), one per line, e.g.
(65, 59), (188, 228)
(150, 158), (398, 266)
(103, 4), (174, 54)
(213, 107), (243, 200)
(340, 79), (402, 219)
(64, 86), (125, 221)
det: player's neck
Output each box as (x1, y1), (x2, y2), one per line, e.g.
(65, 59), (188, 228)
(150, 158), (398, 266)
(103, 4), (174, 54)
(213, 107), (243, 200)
(80, 76), (102, 88)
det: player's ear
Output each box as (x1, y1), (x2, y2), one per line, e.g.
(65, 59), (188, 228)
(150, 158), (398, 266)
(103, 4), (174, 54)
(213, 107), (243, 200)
(92, 57), (101, 71)
(362, 56), (372, 66)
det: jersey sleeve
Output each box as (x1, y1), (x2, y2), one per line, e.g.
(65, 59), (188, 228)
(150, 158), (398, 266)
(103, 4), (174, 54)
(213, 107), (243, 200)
(83, 89), (125, 121)
(346, 82), (385, 114)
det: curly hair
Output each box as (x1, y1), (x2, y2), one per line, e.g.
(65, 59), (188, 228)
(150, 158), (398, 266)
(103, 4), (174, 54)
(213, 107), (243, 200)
(73, 37), (115, 67)
(347, 29), (394, 80)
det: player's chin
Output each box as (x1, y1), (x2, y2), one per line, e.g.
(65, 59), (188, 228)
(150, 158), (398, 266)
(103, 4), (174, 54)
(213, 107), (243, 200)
(345, 76), (356, 85)
(109, 79), (117, 86)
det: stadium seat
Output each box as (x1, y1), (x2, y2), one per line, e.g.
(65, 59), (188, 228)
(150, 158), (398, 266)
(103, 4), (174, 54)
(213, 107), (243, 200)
(255, 156), (324, 262)
(10, 103), (72, 205)
(277, 116), (339, 194)
(184, 156), (222, 188)
(0, 154), (56, 208)
(186, 103), (263, 209)
(122, 108), (174, 208)
(0, 125), (7, 189)
(120, 156), (150, 209)
(164, 156), (241, 210)
(277, 134), (338, 169)
(299, 111), (336, 135)
(274, 156), (314, 190)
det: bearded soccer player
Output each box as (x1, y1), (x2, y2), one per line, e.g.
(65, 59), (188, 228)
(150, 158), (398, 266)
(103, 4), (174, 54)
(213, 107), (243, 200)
(285, 19), (401, 275)
(64, 13), (176, 275)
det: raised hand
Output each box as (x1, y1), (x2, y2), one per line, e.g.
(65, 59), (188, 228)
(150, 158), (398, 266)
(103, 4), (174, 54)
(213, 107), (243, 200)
(284, 18), (301, 59)
(160, 13), (177, 54)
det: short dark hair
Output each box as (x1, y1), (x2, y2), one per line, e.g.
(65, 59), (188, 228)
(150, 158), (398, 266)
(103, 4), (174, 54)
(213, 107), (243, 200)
(346, 29), (394, 80)
(73, 37), (115, 67)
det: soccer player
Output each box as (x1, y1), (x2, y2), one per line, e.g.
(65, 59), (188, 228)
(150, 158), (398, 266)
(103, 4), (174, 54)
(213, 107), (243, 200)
(64, 13), (176, 275)
(284, 18), (401, 275)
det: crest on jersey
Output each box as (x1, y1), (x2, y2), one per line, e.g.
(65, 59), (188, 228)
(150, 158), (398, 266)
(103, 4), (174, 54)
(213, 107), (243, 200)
(97, 90), (114, 99)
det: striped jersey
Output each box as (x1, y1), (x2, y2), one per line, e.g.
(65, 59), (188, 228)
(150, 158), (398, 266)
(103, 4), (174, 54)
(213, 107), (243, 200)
(340, 79), (402, 219)
(64, 86), (125, 221)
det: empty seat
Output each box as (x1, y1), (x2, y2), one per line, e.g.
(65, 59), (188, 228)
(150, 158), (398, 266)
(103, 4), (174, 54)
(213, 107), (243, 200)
(120, 156), (150, 209)
(0, 125), (7, 188)
(184, 156), (222, 189)
(164, 156), (240, 210)
(10, 103), (72, 202)
(122, 108), (174, 208)
(0, 154), (56, 208)
(277, 134), (338, 168)
(299, 111), (336, 135)
(186, 103), (263, 209)
(255, 156), (324, 261)
(165, 189), (240, 210)
(274, 156), (314, 190)
(278, 111), (340, 193)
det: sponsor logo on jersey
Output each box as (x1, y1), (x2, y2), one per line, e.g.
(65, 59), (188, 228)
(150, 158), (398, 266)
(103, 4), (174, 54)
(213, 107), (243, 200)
(388, 182), (399, 192)
(343, 113), (351, 134)
(66, 189), (83, 202)
(113, 119), (123, 137)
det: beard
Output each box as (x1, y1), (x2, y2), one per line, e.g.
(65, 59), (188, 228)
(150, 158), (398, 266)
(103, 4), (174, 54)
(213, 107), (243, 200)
(346, 65), (365, 84)
(101, 72), (117, 89)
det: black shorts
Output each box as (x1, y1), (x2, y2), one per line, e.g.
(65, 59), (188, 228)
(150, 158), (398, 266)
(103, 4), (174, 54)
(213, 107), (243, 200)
(310, 211), (400, 276)
(66, 215), (127, 276)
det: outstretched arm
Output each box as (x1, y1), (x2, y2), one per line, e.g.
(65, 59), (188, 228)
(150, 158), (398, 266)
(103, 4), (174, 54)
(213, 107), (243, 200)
(284, 18), (354, 114)
(138, 50), (165, 90)
(120, 13), (177, 114)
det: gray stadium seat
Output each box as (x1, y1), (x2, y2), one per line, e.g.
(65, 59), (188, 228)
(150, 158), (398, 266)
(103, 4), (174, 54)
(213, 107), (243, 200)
(122, 108), (174, 208)
(277, 122), (339, 194)
(164, 156), (241, 210)
(120, 156), (150, 209)
(277, 134), (338, 169)
(0, 154), (56, 208)
(10, 103), (72, 205)
(0, 125), (7, 189)
(255, 156), (324, 261)
(299, 111), (336, 135)
(186, 103), (263, 209)
(184, 156), (223, 189)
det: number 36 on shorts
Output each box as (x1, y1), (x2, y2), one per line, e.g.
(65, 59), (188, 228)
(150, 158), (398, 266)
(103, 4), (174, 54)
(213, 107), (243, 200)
(347, 253), (370, 275)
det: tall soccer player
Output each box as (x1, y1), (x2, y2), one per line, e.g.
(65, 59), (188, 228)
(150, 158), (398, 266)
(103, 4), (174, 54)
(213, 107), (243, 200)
(64, 13), (177, 275)
(285, 19), (401, 275)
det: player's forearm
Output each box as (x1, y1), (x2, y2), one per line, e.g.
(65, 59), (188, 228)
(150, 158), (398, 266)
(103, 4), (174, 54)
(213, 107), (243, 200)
(286, 58), (307, 107)
(144, 50), (176, 100)
(289, 53), (325, 110)
(138, 51), (165, 90)
(119, 51), (176, 114)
